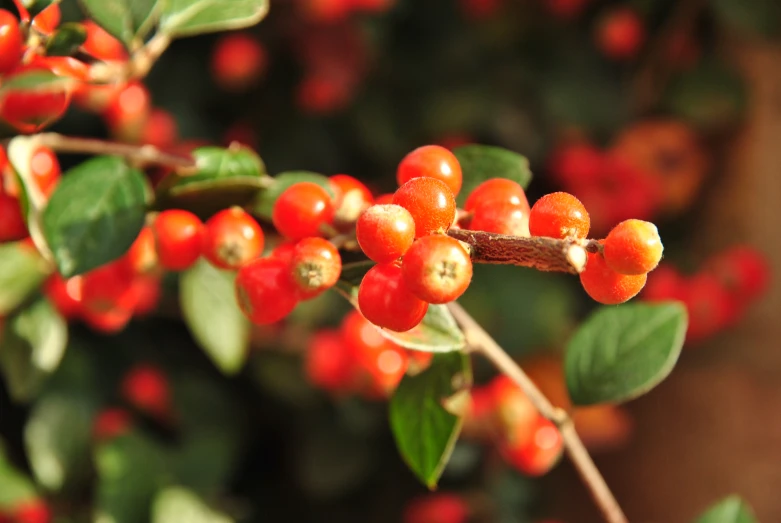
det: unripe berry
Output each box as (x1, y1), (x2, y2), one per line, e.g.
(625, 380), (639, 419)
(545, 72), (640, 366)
(272, 182), (335, 240)
(202, 207), (264, 270)
(464, 178), (529, 213)
(580, 252), (647, 305)
(358, 263), (429, 332)
(211, 33), (267, 92)
(152, 210), (204, 271)
(469, 200), (530, 236)
(289, 237), (342, 299)
(392, 177), (456, 238)
(0, 10), (23, 75)
(0, 193), (28, 242)
(402, 235), (473, 304)
(397, 145), (463, 196)
(529, 192), (590, 239)
(121, 364), (171, 418)
(603, 219), (663, 275)
(356, 204), (416, 263)
(235, 257), (299, 325)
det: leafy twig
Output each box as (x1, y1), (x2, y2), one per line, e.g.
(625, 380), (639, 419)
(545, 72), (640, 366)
(88, 33), (172, 83)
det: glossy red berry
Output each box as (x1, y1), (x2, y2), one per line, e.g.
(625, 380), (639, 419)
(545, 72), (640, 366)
(397, 145), (463, 196)
(580, 251), (647, 305)
(548, 142), (603, 188)
(29, 146), (60, 196)
(81, 306), (134, 334)
(140, 108), (178, 149)
(596, 7), (645, 60)
(11, 500), (51, 523)
(121, 364), (171, 417)
(499, 415), (563, 477)
(30, 3), (59, 34)
(464, 178), (530, 214)
(0, 193), (27, 242)
(469, 200), (530, 236)
(358, 263), (429, 332)
(289, 237), (342, 299)
(356, 204), (416, 263)
(330, 173), (374, 224)
(235, 257), (299, 325)
(306, 330), (355, 392)
(342, 310), (408, 393)
(529, 192), (590, 239)
(392, 177), (456, 237)
(44, 274), (83, 319)
(81, 20), (128, 61)
(211, 33), (267, 92)
(152, 210), (204, 271)
(104, 82), (151, 142)
(81, 261), (139, 314)
(269, 240), (297, 264)
(603, 219), (663, 275)
(122, 226), (158, 275)
(93, 408), (132, 441)
(402, 235), (473, 304)
(0, 64), (73, 133)
(272, 182), (335, 240)
(202, 207), (264, 270)
(374, 193), (395, 205)
(0, 9), (23, 75)
(403, 494), (469, 523)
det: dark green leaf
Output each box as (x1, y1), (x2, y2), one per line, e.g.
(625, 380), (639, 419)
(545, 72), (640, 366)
(564, 302), (687, 406)
(337, 260), (375, 288)
(0, 242), (49, 316)
(694, 495), (758, 523)
(0, 299), (68, 402)
(42, 156), (149, 277)
(77, 0), (160, 47)
(251, 170), (334, 220)
(390, 352), (472, 489)
(152, 487), (234, 523)
(45, 23), (88, 57)
(0, 444), (37, 507)
(710, 0), (780, 37)
(171, 430), (243, 495)
(180, 260), (250, 375)
(15, 0), (55, 17)
(453, 145), (532, 206)
(159, 0), (269, 38)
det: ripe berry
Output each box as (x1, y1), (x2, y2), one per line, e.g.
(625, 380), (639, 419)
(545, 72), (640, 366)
(641, 264), (685, 302)
(82, 261), (139, 314)
(499, 415), (563, 477)
(402, 235), (472, 304)
(93, 408), (132, 441)
(131, 275), (161, 316)
(30, 146), (60, 196)
(392, 177), (456, 238)
(120, 226), (157, 276)
(296, 73), (352, 114)
(358, 263), (429, 332)
(330, 173), (374, 224)
(289, 237), (342, 299)
(81, 20), (128, 61)
(356, 204), (415, 263)
(11, 500), (51, 523)
(682, 273), (738, 343)
(464, 178), (529, 214)
(547, 142), (603, 189)
(272, 182), (335, 240)
(397, 145), (463, 196)
(469, 200), (530, 236)
(140, 108), (178, 149)
(202, 207), (264, 270)
(44, 274), (83, 319)
(572, 404), (632, 452)
(529, 192), (590, 239)
(595, 7), (645, 61)
(705, 246), (771, 304)
(306, 330), (355, 392)
(121, 364), (171, 418)
(603, 219), (663, 275)
(104, 82), (151, 142)
(0, 64), (73, 133)
(269, 240), (297, 264)
(580, 251), (647, 305)
(403, 494), (469, 523)
(490, 374), (537, 433)
(81, 305), (134, 334)
(152, 210), (204, 271)
(211, 33), (267, 92)
(374, 193), (395, 205)
(0, 193), (27, 242)
(0, 9), (23, 75)
(30, 3), (59, 34)
(235, 257), (299, 325)
(342, 310), (408, 393)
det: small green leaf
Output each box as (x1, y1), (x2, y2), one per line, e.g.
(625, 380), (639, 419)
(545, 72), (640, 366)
(0, 242), (49, 316)
(709, 0), (780, 37)
(15, 0), (55, 17)
(77, 0), (160, 47)
(0, 444), (37, 507)
(0, 70), (76, 97)
(42, 156), (149, 277)
(251, 170), (334, 221)
(453, 145), (532, 206)
(694, 495), (757, 523)
(0, 299), (68, 402)
(45, 23), (88, 57)
(180, 260), (250, 375)
(152, 487), (234, 523)
(564, 302), (688, 406)
(159, 0), (269, 38)
(390, 352), (472, 489)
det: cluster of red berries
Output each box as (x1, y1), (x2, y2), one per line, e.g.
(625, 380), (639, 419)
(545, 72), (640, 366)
(643, 246), (771, 344)
(0, 499), (51, 523)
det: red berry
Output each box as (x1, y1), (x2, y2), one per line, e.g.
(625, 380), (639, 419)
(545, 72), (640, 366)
(705, 246), (771, 304)
(121, 364), (171, 417)
(356, 204), (416, 263)
(81, 306), (134, 334)
(202, 207), (264, 270)
(392, 177), (456, 238)
(0, 193), (27, 242)
(211, 33), (267, 92)
(641, 264), (685, 302)
(121, 226), (158, 275)
(358, 263), (429, 332)
(603, 219), (663, 275)
(44, 274), (83, 319)
(499, 414), (563, 477)
(529, 192), (590, 239)
(0, 9), (23, 75)
(153, 210), (204, 271)
(580, 251), (647, 305)
(547, 142), (603, 189)
(490, 374), (538, 432)
(305, 330), (355, 392)
(596, 7), (645, 60)
(93, 408), (132, 441)
(682, 273), (738, 343)
(269, 240), (297, 264)
(82, 261), (139, 314)
(464, 178), (529, 214)
(402, 235), (473, 304)
(140, 108), (178, 149)
(469, 200), (530, 236)
(403, 494), (469, 523)
(330, 173), (374, 224)
(81, 20), (128, 61)
(131, 275), (161, 316)
(29, 146), (60, 196)
(545, 0), (590, 19)
(374, 193), (395, 205)
(104, 82), (151, 142)
(397, 145), (463, 196)
(12, 500), (51, 523)
(0, 64), (73, 133)
(296, 73), (352, 114)
(235, 257), (299, 325)
(30, 3), (59, 34)
(289, 237), (342, 299)
(272, 182), (335, 240)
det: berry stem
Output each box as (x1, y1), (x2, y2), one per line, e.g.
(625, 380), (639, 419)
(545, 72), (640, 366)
(447, 302), (629, 523)
(447, 228), (601, 274)
(89, 33), (172, 83)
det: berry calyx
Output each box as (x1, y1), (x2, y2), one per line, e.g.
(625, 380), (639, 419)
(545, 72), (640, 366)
(356, 204), (416, 263)
(202, 207), (264, 270)
(529, 192), (590, 239)
(580, 251), (647, 304)
(235, 257), (299, 324)
(402, 235), (473, 304)
(272, 182), (335, 240)
(464, 177), (529, 214)
(152, 210), (204, 271)
(392, 177), (456, 238)
(289, 237), (342, 299)
(603, 219), (663, 275)
(358, 263), (429, 332)
(0, 9), (23, 75)
(397, 145), (463, 196)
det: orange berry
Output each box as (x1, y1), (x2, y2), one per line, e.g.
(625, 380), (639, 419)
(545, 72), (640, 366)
(529, 192), (590, 239)
(580, 251), (647, 305)
(603, 219), (663, 275)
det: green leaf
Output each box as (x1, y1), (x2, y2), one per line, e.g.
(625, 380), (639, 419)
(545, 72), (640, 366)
(24, 394), (94, 491)
(389, 352), (472, 489)
(0, 444), (37, 507)
(0, 299), (68, 402)
(152, 487), (234, 523)
(0, 70), (76, 98)
(42, 156), (149, 277)
(180, 259), (250, 375)
(694, 495), (757, 523)
(337, 260), (375, 287)
(452, 145), (532, 206)
(45, 23), (88, 57)
(709, 0), (780, 37)
(564, 302), (688, 406)
(0, 242), (49, 316)
(251, 170), (334, 220)
(77, 0), (160, 47)
(159, 0), (269, 38)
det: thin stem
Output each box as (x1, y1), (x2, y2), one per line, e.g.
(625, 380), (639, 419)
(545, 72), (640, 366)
(88, 33), (172, 83)
(447, 302), (628, 523)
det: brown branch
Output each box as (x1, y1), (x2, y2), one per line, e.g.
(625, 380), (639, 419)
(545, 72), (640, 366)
(447, 302), (628, 523)
(447, 229), (601, 274)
